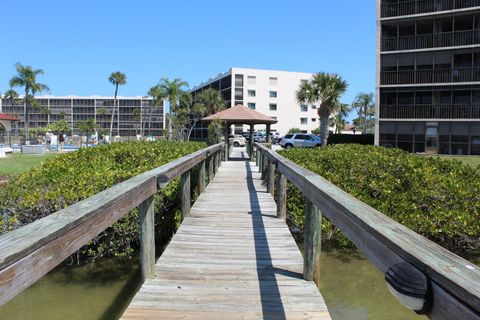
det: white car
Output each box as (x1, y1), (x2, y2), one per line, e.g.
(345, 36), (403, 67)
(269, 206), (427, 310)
(229, 134), (246, 147)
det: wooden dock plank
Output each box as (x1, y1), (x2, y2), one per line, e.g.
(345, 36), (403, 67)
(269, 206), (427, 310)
(121, 152), (330, 320)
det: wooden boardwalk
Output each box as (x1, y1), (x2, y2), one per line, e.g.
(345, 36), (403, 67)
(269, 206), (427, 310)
(121, 148), (330, 320)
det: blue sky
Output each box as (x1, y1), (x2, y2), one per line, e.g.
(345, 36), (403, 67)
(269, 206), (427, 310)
(0, 0), (375, 121)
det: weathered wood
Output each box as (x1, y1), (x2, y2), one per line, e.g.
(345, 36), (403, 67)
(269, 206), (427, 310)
(180, 170), (191, 219)
(266, 160), (275, 195)
(256, 149), (260, 167)
(139, 195), (155, 281)
(255, 143), (480, 319)
(122, 156), (330, 319)
(208, 156), (214, 183)
(198, 160), (206, 193)
(303, 197), (321, 287)
(275, 171), (287, 221)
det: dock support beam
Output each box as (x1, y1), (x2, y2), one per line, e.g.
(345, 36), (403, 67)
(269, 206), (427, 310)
(208, 155), (214, 183)
(267, 160), (275, 195)
(275, 172), (287, 220)
(180, 171), (191, 219)
(138, 195), (155, 281)
(303, 197), (321, 287)
(249, 124), (254, 159)
(198, 160), (206, 193)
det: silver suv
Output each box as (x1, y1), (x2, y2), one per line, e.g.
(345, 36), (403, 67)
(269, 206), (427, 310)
(280, 133), (321, 149)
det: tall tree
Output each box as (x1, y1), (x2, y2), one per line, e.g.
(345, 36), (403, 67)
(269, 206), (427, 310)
(352, 92), (375, 134)
(108, 71), (127, 139)
(147, 85), (166, 136)
(296, 73), (348, 146)
(9, 63), (49, 140)
(329, 103), (350, 134)
(4, 89), (19, 108)
(158, 78), (189, 141)
(195, 88), (226, 115)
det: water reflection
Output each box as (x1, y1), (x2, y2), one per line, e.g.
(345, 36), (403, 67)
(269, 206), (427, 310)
(0, 258), (141, 320)
(300, 244), (426, 320)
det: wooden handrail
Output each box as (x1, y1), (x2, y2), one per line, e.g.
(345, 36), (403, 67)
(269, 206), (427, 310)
(0, 142), (224, 307)
(254, 142), (480, 320)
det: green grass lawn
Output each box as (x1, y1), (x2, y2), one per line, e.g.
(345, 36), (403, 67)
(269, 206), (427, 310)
(427, 155), (480, 169)
(0, 153), (59, 175)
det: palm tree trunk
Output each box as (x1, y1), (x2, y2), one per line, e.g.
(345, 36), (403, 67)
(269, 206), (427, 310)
(109, 84), (118, 140)
(24, 88), (29, 140)
(319, 114), (330, 146)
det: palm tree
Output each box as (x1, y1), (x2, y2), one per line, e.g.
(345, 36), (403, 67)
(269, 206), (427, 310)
(147, 85), (166, 136)
(158, 78), (189, 141)
(296, 73), (348, 146)
(9, 63), (49, 140)
(4, 89), (19, 110)
(108, 71), (127, 139)
(352, 92), (375, 134)
(195, 88), (226, 115)
(330, 103), (350, 134)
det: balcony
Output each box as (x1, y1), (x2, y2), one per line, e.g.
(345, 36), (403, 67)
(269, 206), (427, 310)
(381, 0), (480, 18)
(380, 103), (480, 118)
(380, 67), (480, 84)
(382, 29), (480, 51)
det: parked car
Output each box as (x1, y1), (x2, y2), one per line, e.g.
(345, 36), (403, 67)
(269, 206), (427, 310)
(229, 134), (246, 147)
(272, 133), (282, 144)
(280, 133), (321, 149)
(241, 132), (266, 143)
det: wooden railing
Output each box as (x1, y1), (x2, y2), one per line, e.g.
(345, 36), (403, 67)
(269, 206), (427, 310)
(254, 142), (480, 320)
(0, 142), (225, 307)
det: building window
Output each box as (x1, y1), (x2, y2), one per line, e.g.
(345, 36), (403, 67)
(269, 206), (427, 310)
(311, 118), (316, 122)
(247, 76), (256, 85)
(271, 116), (277, 120)
(248, 103), (256, 110)
(300, 105), (308, 112)
(247, 90), (256, 97)
(269, 103), (277, 111)
(269, 77), (278, 85)
(301, 118), (308, 125)
(235, 74), (244, 87)
(269, 91), (277, 98)
(311, 105), (317, 109)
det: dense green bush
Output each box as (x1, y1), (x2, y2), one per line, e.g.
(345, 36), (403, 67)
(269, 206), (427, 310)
(279, 144), (480, 254)
(0, 141), (206, 259)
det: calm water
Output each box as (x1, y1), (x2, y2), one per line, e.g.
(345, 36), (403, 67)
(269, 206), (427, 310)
(0, 247), (477, 320)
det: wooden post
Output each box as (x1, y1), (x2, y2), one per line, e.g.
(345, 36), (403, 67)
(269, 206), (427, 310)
(208, 155), (214, 183)
(249, 124), (254, 159)
(198, 160), (206, 193)
(303, 197), (321, 287)
(180, 170), (191, 219)
(261, 154), (267, 180)
(224, 124), (229, 161)
(267, 160), (275, 195)
(276, 172), (287, 220)
(266, 124), (271, 143)
(138, 195), (155, 281)
(256, 149), (260, 167)
(258, 152), (263, 173)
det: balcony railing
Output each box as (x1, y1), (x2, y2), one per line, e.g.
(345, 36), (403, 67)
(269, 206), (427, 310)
(380, 67), (480, 84)
(381, 0), (480, 18)
(380, 104), (480, 118)
(382, 29), (480, 51)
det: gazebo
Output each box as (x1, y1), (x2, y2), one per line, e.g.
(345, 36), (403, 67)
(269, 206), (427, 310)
(0, 114), (19, 132)
(202, 105), (277, 160)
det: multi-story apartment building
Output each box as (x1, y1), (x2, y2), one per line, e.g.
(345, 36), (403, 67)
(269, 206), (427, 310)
(190, 67), (320, 139)
(0, 96), (165, 136)
(377, 0), (480, 155)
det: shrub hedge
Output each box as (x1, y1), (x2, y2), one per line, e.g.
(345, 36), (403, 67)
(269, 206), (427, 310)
(0, 141), (206, 259)
(278, 144), (480, 254)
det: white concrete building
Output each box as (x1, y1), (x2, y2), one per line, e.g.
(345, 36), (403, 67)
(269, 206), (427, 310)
(191, 67), (320, 138)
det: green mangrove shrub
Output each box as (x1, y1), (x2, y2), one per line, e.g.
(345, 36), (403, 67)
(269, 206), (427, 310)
(0, 141), (206, 259)
(279, 144), (480, 254)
